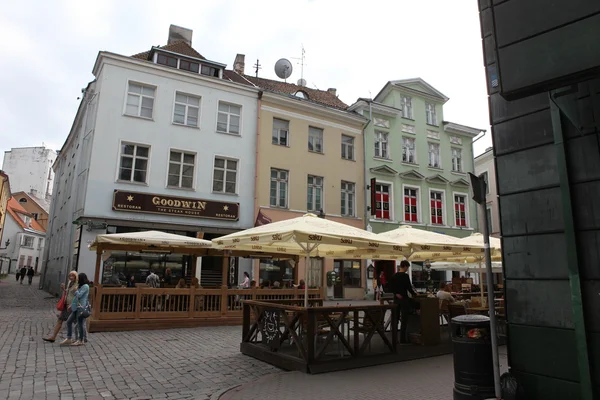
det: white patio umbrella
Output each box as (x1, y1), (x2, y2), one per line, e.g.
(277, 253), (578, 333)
(211, 213), (406, 306)
(89, 230), (213, 250)
(430, 261), (503, 273)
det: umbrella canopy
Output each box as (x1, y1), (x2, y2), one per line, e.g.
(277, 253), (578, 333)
(211, 213), (406, 257)
(89, 230), (212, 251)
(430, 261), (503, 273)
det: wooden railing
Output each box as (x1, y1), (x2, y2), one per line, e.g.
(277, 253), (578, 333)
(92, 286), (321, 321)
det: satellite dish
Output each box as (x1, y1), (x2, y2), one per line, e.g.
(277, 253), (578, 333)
(274, 58), (293, 80)
(297, 78), (307, 87)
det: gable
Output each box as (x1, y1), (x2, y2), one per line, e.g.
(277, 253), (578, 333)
(370, 165), (398, 176)
(399, 170), (425, 181)
(426, 174), (449, 184)
(391, 78), (449, 103)
(450, 178), (471, 188)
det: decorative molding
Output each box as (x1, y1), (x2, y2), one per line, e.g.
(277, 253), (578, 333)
(426, 174), (449, 184)
(369, 165), (399, 176)
(399, 169), (425, 181)
(374, 118), (390, 128)
(261, 105), (362, 134)
(450, 178), (470, 187)
(449, 136), (462, 145)
(401, 124), (416, 134)
(427, 130), (440, 139)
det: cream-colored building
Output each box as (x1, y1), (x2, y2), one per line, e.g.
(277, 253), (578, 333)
(474, 147), (500, 237)
(226, 63), (367, 299)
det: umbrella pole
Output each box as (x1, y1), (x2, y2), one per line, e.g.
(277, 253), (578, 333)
(480, 260), (485, 306)
(304, 254), (309, 308)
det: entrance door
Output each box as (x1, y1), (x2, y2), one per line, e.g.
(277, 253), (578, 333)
(333, 261), (344, 298)
(375, 260), (396, 291)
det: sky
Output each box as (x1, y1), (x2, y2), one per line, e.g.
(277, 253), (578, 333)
(0, 0), (493, 166)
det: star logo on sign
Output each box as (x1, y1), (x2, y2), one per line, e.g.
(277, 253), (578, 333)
(127, 195), (134, 202)
(223, 205), (229, 211)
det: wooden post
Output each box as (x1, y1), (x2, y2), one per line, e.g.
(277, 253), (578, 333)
(92, 286), (101, 319)
(189, 287), (195, 318)
(221, 254), (229, 316)
(93, 247), (102, 286)
(134, 286), (142, 319)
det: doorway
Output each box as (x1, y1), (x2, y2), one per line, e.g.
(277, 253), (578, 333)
(375, 260), (395, 291)
(332, 261), (344, 298)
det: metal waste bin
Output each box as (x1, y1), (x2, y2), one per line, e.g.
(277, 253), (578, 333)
(451, 314), (495, 400)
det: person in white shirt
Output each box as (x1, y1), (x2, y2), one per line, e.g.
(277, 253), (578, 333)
(437, 283), (456, 303)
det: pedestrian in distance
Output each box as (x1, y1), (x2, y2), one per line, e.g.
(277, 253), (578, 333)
(19, 266), (27, 284)
(27, 266), (35, 285)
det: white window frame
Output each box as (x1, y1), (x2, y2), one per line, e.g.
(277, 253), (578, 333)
(373, 180), (394, 221)
(172, 91), (201, 128)
(451, 147), (463, 172)
(341, 181), (356, 217)
(216, 101), (242, 135)
(401, 96), (413, 119)
(308, 126), (324, 153)
(402, 184), (421, 224)
(428, 188), (446, 226)
(116, 141), (151, 184)
(452, 191), (470, 228)
(270, 168), (289, 208)
(22, 235), (34, 248)
(341, 134), (355, 161)
(307, 175), (324, 212)
(374, 131), (389, 159)
(428, 142), (441, 168)
(425, 102), (437, 126)
(402, 136), (417, 164)
(166, 149), (197, 189)
(272, 118), (290, 146)
(212, 155), (239, 195)
(123, 81), (156, 119)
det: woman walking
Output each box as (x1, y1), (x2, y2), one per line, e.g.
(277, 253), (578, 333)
(61, 273), (90, 346)
(43, 271), (78, 343)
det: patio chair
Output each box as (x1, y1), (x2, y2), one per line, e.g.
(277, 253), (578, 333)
(355, 308), (385, 352)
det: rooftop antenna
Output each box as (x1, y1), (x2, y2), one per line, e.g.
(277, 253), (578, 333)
(274, 58), (293, 83)
(291, 45), (307, 82)
(253, 59), (262, 78)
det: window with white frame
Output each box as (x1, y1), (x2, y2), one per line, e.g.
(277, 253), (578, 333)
(374, 131), (389, 159)
(173, 93), (200, 127)
(452, 148), (463, 172)
(428, 142), (441, 168)
(217, 102), (241, 134)
(308, 126), (324, 153)
(118, 143), (149, 183)
(125, 82), (155, 119)
(38, 238), (44, 250)
(402, 137), (416, 163)
(375, 184), (391, 220)
(430, 191), (444, 225)
(168, 150), (195, 189)
(404, 187), (419, 222)
(270, 168), (288, 208)
(212, 157), (238, 194)
(454, 194), (468, 227)
(307, 175), (323, 212)
(341, 135), (354, 160)
(341, 181), (355, 217)
(401, 96), (413, 119)
(425, 103), (437, 125)
(272, 118), (289, 146)
(22, 235), (34, 248)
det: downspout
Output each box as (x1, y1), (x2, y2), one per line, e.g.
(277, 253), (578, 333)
(363, 101), (373, 294)
(252, 91), (263, 281)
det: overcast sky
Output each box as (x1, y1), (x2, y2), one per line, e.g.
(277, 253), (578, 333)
(0, 0), (493, 166)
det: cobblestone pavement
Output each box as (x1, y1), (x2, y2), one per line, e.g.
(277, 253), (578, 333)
(0, 277), (279, 400)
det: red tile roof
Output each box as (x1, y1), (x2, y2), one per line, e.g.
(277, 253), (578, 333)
(224, 70), (348, 110)
(6, 198), (45, 233)
(132, 41), (206, 61)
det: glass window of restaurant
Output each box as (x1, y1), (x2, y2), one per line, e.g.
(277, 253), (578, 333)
(259, 259), (295, 287)
(410, 262), (446, 292)
(334, 259), (361, 287)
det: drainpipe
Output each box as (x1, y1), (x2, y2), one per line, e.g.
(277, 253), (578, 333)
(471, 131), (486, 232)
(252, 91), (263, 281)
(363, 101), (373, 295)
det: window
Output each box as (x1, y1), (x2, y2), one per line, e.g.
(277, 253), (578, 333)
(173, 93), (200, 127)
(270, 169), (288, 208)
(454, 194), (467, 227)
(430, 191), (444, 225)
(452, 148), (463, 172)
(428, 142), (441, 168)
(22, 236), (34, 248)
(374, 131), (389, 159)
(201, 65), (219, 77)
(335, 260), (361, 287)
(341, 135), (354, 160)
(179, 59), (199, 73)
(157, 53), (178, 68)
(212, 157), (238, 194)
(168, 151), (195, 189)
(307, 175), (323, 212)
(18, 255), (25, 267)
(18, 198), (27, 203)
(401, 96), (413, 119)
(38, 238), (44, 250)
(404, 188), (419, 222)
(481, 172), (489, 194)
(217, 102), (241, 135)
(375, 184), (391, 220)
(125, 82), (155, 118)
(31, 212), (39, 220)
(308, 126), (324, 153)
(272, 118), (289, 146)
(426, 103), (437, 125)
(27, 256), (32, 267)
(486, 206), (493, 232)
(118, 143), (149, 183)
(402, 137), (416, 163)
(341, 181), (355, 217)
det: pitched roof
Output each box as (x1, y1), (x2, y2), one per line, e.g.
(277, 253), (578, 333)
(224, 70), (348, 110)
(132, 40), (206, 61)
(6, 198), (45, 233)
(12, 191), (50, 213)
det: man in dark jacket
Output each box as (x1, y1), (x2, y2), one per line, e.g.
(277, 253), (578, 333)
(389, 260), (417, 344)
(19, 266), (27, 284)
(27, 266), (35, 285)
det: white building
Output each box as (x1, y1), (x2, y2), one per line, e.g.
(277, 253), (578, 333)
(2, 146), (57, 199)
(41, 25), (259, 294)
(0, 198), (46, 275)
(474, 147), (499, 237)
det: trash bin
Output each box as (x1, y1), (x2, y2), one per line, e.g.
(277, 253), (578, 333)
(451, 314), (495, 400)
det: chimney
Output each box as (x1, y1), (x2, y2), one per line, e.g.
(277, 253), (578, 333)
(233, 54), (245, 75)
(327, 88), (337, 96)
(168, 24), (193, 46)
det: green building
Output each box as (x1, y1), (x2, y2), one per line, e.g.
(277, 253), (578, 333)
(349, 78), (483, 239)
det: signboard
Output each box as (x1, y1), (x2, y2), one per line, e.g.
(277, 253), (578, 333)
(112, 190), (239, 221)
(370, 178), (377, 216)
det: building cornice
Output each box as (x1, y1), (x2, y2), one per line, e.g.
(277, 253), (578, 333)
(443, 121), (485, 138)
(348, 99), (402, 118)
(373, 79), (450, 105)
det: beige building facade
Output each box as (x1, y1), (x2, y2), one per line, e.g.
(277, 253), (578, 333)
(474, 147), (500, 237)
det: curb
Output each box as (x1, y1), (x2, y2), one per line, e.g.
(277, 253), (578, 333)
(210, 385), (240, 400)
(215, 371), (291, 400)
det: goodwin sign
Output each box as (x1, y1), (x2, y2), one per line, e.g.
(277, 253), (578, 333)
(112, 190), (239, 221)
